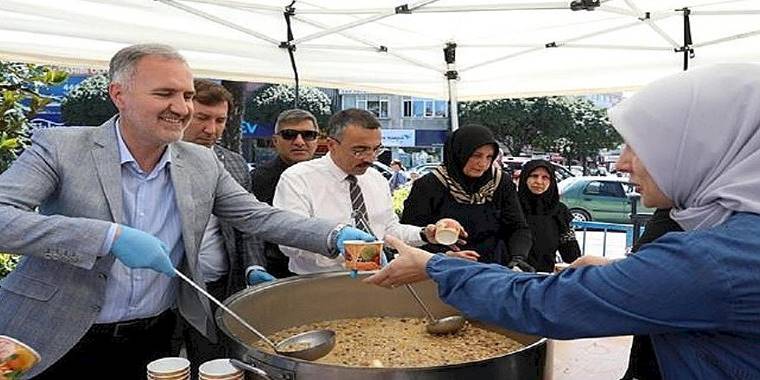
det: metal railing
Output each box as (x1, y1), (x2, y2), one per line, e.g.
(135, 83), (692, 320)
(572, 221), (633, 257)
(572, 194), (653, 257)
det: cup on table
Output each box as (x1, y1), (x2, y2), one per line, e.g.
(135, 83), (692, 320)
(434, 219), (460, 245)
(343, 240), (384, 271)
(199, 358), (244, 380)
(146, 357), (190, 380)
(0, 335), (41, 379)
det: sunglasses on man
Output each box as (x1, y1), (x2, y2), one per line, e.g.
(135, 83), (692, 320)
(277, 129), (319, 141)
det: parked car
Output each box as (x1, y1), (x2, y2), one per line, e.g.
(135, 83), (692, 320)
(408, 162), (440, 177)
(372, 161), (393, 180)
(559, 176), (653, 223)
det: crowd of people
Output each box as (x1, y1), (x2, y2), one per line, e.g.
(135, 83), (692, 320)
(1, 42), (758, 380)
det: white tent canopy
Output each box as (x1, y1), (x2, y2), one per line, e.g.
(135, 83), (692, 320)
(2, 0), (759, 100)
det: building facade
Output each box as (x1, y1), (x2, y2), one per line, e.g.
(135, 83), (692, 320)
(339, 91), (450, 168)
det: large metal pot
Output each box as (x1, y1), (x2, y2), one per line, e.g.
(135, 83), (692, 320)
(217, 272), (551, 379)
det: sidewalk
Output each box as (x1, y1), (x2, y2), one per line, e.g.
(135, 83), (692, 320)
(552, 336), (632, 380)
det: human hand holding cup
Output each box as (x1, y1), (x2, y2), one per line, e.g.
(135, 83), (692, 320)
(429, 218), (467, 246)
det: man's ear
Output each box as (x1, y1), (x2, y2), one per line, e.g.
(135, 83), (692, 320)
(109, 82), (125, 110)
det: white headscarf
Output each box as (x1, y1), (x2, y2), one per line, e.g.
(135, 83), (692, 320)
(609, 64), (760, 230)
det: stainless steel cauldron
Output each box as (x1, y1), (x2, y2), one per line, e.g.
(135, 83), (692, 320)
(217, 272), (551, 379)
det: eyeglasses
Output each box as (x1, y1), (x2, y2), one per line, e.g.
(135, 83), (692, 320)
(277, 129), (319, 141)
(331, 137), (384, 158)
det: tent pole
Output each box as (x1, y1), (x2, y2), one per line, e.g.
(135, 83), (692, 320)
(444, 42), (459, 131)
(282, 2), (300, 107)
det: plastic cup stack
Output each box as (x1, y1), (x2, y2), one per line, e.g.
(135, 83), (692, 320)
(147, 357), (190, 380)
(199, 359), (244, 380)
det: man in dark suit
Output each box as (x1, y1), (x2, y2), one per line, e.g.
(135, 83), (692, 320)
(178, 79), (272, 372)
(251, 109), (320, 278)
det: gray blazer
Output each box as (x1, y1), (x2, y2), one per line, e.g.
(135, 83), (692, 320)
(0, 118), (334, 376)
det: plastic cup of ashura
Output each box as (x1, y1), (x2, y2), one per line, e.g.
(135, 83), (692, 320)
(198, 358), (243, 380)
(146, 357), (190, 380)
(434, 219), (460, 245)
(343, 240), (384, 271)
(0, 335), (41, 378)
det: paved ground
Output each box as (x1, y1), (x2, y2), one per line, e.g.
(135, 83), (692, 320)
(552, 336), (632, 380)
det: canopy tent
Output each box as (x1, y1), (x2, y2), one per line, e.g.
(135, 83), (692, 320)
(2, 0), (759, 102)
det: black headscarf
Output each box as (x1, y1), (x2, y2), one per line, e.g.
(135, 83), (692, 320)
(518, 159), (560, 215)
(442, 125), (500, 193)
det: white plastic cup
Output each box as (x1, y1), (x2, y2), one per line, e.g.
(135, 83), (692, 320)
(434, 220), (460, 245)
(199, 358), (243, 380)
(147, 357), (190, 380)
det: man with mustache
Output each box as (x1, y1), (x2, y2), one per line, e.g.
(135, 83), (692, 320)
(0, 44), (372, 379)
(251, 109), (320, 278)
(273, 108), (466, 274)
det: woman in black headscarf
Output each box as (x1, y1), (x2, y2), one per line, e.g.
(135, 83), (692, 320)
(400, 125), (534, 270)
(517, 160), (581, 272)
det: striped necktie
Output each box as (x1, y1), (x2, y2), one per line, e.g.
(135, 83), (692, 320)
(346, 175), (372, 234)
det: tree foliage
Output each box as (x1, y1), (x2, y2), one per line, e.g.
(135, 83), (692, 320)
(0, 61), (68, 173)
(0, 253), (21, 279)
(459, 97), (570, 157)
(459, 96), (621, 163)
(539, 98), (622, 165)
(244, 84), (332, 130)
(60, 73), (117, 126)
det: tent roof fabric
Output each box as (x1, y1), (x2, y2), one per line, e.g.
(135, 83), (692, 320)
(2, 0), (759, 100)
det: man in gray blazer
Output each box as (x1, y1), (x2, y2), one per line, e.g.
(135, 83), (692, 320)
(0, 44), (371, 379)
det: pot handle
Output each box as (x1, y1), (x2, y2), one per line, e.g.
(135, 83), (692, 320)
(230, 358), (273, 380)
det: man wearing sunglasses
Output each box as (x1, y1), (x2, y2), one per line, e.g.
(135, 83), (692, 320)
(252, 109), (320, 278)
(273, 108), (467, 275)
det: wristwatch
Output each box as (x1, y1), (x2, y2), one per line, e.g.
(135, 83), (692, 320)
(327, 223), (348, 258)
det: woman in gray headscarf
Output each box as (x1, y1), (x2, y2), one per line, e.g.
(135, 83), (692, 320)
(365, 64), (760, 379)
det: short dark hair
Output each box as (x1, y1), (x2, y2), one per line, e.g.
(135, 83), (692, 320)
(275, 109), (319, 133)
(193, 79), (234, 113)
(327, 108), (380, 139)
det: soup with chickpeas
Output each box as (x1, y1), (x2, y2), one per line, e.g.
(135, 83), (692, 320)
(252, 317), (524, 368)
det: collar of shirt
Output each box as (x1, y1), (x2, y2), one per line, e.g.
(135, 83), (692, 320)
(115, 119), (173, 178)
(324, 152), (355, 184)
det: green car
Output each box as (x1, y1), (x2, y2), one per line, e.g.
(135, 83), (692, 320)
(559, 176), (653, 223)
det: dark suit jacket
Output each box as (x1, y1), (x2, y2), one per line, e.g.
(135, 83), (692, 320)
(212, 145), (265, 296)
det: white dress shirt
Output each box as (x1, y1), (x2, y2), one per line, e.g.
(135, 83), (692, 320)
(273, 153), (424, 274)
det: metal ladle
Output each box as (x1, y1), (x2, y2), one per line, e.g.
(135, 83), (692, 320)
(404, 284), (466, 335)
(174, 269), (335, 361)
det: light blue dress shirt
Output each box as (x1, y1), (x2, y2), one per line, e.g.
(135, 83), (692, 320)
(96, 123), (184, 323)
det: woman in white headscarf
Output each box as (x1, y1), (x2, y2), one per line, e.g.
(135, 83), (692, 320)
(365, 64), (760, 379)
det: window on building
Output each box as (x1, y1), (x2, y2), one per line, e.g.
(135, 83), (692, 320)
(356, 96), (388, 118)
(403, 97), (448, 118)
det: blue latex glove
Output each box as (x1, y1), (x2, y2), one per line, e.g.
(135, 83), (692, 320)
(110, 225), (175, 276)
(335, 226), (376, 255)
(246, 266), (276, 286)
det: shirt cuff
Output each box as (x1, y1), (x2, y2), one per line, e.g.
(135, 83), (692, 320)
(425, 253), (446, 278)
(100, 223), (119, 257)
(245, 265), (267, 279)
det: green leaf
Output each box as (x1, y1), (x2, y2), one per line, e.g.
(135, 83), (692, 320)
(0, 137), (19, 150)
